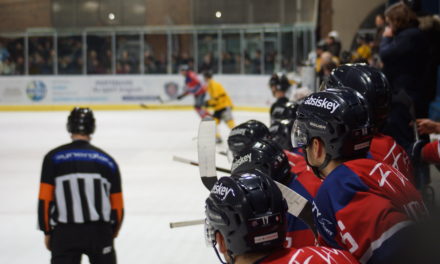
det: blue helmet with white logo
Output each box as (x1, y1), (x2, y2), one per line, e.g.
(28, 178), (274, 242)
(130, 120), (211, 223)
(227, 120), (270, 158)
(327, 63), (391, 130)
(293, 87), (373, 160)
(205, 170), (287, 259)
(270, 101), (298, 124)
(230, 138), (292, 185)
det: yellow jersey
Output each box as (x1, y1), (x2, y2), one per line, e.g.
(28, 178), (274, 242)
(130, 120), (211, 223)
(206, 79), (233, 111)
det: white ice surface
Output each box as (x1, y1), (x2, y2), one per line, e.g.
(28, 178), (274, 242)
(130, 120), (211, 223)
(0, 110), (269, 264)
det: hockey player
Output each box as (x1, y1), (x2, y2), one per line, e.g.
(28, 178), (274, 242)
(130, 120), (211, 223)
(270, 101), (298, 125)
(176, 64), (210, 118)
(293, 89), (427, 263)
(230, 138), (318, 248)
(205, 170), (359, 264)
(227, 120), (270, 159)
(203, 70), (236, 144)
(38, 107), (123, 264)
(326, 64), (415, 184)
(269, 73), (291, 124)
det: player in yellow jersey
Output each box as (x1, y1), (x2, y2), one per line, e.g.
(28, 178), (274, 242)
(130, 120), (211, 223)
(203, 71), (236, 144)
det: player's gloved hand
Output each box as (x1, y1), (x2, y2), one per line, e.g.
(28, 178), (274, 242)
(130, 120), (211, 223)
(410, 139), (430, 165)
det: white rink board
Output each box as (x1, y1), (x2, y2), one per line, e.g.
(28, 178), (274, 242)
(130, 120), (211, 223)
(0, 109), (269, 264)
(0, 75), (274, 107)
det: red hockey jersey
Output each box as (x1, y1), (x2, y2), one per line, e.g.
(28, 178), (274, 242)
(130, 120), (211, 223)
(369, 133), (414, 184)
(255, 247), (359, 264)
(422, 140), (440, 164)
(313, 159), (426, 264)
(184, 71), (205, 95)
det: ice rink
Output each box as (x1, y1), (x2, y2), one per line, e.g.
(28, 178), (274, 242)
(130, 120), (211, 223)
(0, 109), (269, 264)
(2, 109), (440, 264)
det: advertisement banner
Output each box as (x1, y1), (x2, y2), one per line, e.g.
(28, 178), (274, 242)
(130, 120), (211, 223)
(0, 75), (273, 108)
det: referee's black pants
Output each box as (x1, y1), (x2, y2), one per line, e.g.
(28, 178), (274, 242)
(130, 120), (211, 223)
(50, 222), (116, 264)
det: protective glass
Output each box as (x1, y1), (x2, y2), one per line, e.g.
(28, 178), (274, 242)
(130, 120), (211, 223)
(291, 120), (309, 148)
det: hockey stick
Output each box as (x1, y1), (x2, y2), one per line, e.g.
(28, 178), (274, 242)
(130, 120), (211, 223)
(169, 219), (205, 228)
(197, 117), (219, 190)
(140, 96), (175, 109)
(172, 156), (231, 174)
(196, 117), (315, 233)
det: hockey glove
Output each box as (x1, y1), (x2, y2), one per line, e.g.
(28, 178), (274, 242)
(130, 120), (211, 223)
(177, 93), (187, 100)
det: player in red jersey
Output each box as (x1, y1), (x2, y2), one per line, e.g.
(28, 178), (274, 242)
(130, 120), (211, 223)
(176, 64), (210, 118)
(205, 169), (359, 264)
(326, 64), (415, 184)
(268, 102), (321, 197)
(293, 88), (427, 263)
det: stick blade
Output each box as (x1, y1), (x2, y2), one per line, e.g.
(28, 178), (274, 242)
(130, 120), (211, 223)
(197, 117), (217, 190)
(201, 176), (218, 191)
(274, 181), (308, 217)
(274, 181), (317, 235)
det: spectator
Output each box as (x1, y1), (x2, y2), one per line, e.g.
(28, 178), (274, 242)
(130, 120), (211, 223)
(198, 53), (215, 73)
(353, 34), (372, 63)
(380, 2), (430, 119)
(372, 14), (386, 54)
(325, 30), (342, 57)
(251, 49), (262, 74)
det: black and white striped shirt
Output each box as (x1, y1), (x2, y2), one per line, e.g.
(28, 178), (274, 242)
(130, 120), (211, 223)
(38, 140), (123, 234)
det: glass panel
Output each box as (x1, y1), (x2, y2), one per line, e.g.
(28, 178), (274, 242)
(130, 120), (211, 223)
(29, 36), (54, 75)
(116, 34), (140, 74)
(144, 34), (168, 74)
(244, 33), (262, 74)
(57, 36), (83, 74)
(281, 31), (293, 72)
(197, 33), (218, 73)
(87, 35), (112, 74)
(0, 37), (24, 75)
(171, 34), (195, 73)
(221, 33), (240, 74)
(264, 32), (279, 74)
(295, 30), (305, 67)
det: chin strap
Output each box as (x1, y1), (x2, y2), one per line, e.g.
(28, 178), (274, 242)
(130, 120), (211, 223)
(213, 242), (230, 264)
(303, 148), (331, 179)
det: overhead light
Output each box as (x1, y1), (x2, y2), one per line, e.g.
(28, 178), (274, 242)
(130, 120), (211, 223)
(108, 13), (116, 20)
(52, 3), (61, 12)
(83, 1), (99, 11)
(215, 11), (222, 18)
(133, 4), (146, 14)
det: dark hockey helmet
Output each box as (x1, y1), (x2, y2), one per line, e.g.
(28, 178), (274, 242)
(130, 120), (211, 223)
(227, 120), (270, 157)
(270, 119), (294, 151)
(231, 138), (292, 185)
(67, 107), (95, 135)
(205, 170), (287, 258)
(271, 101), (298, 123)
(327, 63), (391, 130)
(292, 88), (373, 160)
(269, 73), (291, 92)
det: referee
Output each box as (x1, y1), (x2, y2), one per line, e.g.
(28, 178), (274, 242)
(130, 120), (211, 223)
(37, 107), (124, 264)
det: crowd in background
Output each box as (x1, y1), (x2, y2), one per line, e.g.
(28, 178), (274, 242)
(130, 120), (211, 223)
(315, 1), (439, 123)
(0, 34), (294, 75)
